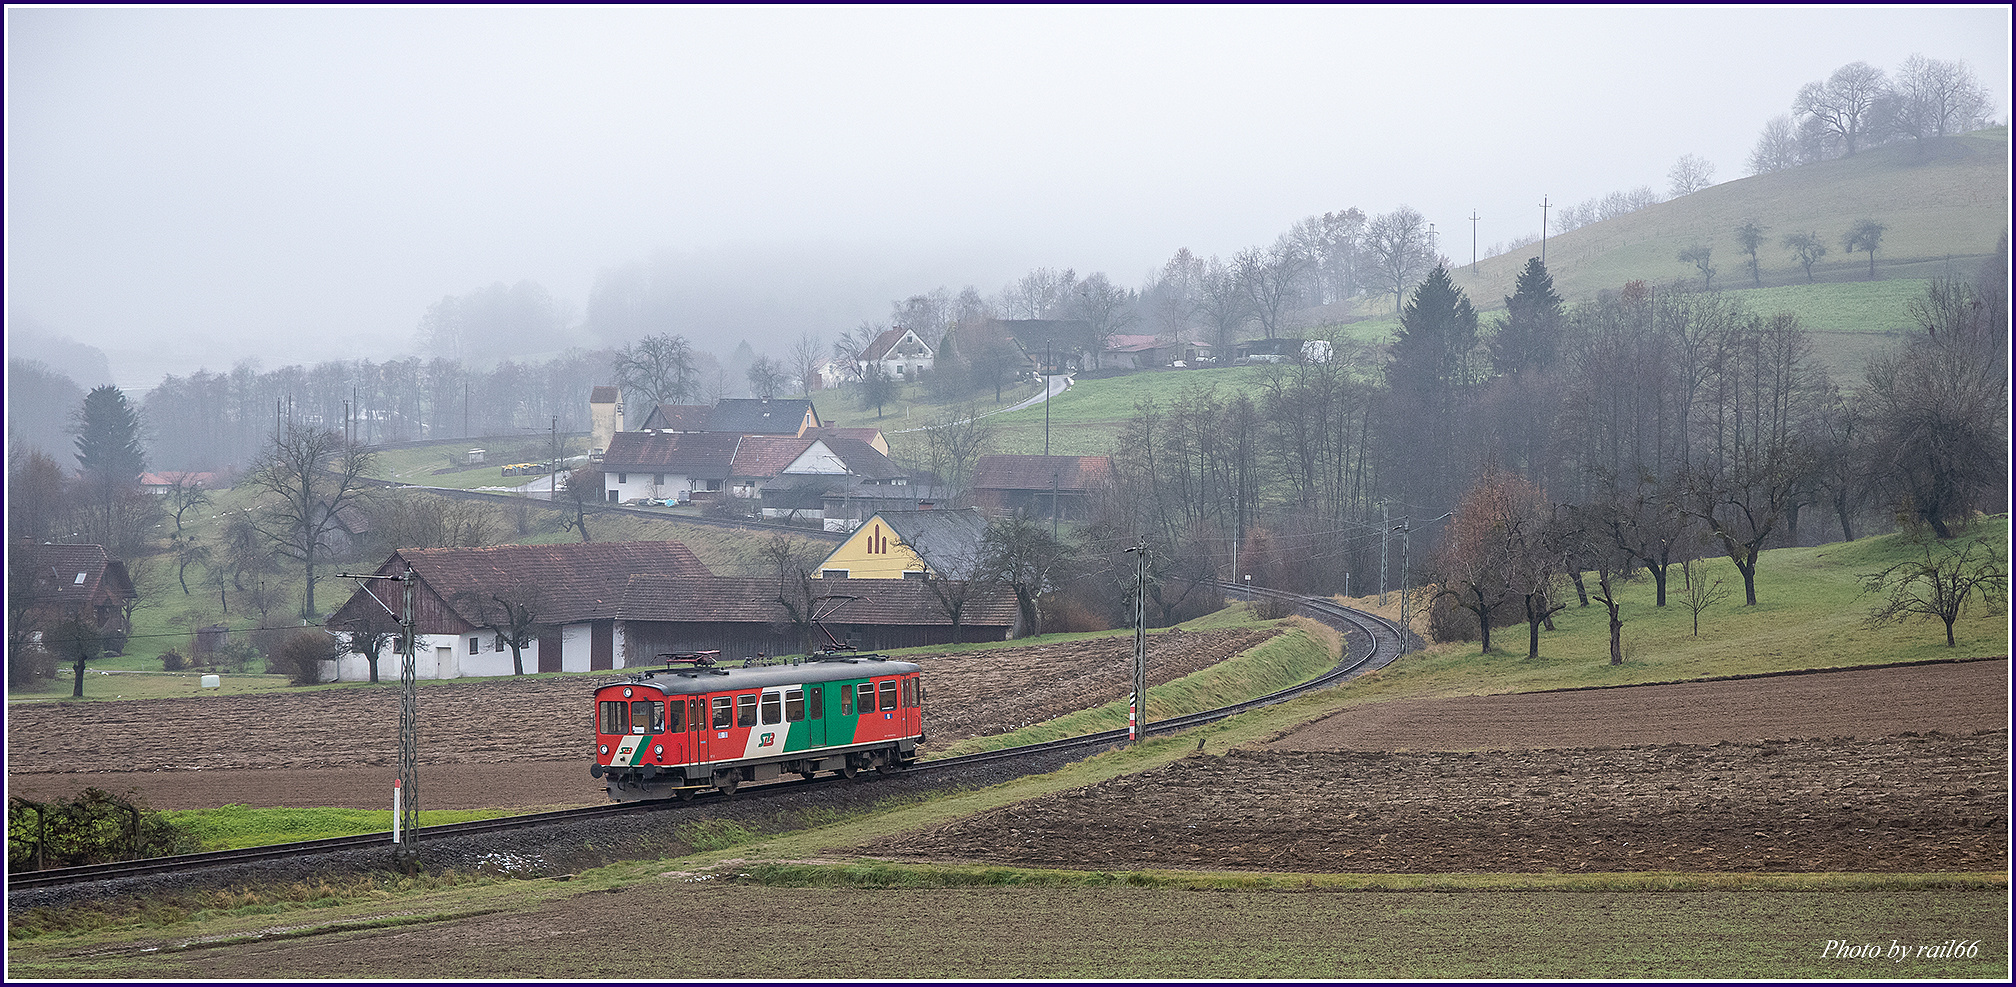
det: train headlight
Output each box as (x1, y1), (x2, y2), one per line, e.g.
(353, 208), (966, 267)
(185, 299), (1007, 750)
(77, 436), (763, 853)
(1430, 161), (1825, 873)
(599, 744), (609, 756)
(654, 744), (664, 758)
(623, 687), (633, 698)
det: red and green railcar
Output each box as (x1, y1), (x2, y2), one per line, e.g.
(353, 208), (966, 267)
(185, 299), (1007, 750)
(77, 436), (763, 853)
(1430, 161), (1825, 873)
(591, 653), (924, 801)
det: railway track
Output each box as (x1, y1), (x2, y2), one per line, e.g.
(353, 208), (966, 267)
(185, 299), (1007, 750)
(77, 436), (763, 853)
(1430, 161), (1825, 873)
(8, 591), (1400, 894)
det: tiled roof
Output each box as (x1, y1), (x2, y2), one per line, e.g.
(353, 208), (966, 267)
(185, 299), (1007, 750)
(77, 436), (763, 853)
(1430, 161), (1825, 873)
(619, 574), (1015, 626)
(860, 327), (935, 362)
(338, 541), (710, 626)
(140, 471), (219, 488)
(990, 319), (1092, 352)
(876, 508), (986, 566)
(708, 398), (819, 435)
(729, 436), (816, 479)
(802, 426), (886, 454)
(589, 385), (620, 404)
(637, 404), (713, 432)
(817, 436), (905, 481)
(972, 454), (1114, 492)
(14, 543), (138, 609)
(1103, 334), (1164, 353)
(602, 431), (740, 478)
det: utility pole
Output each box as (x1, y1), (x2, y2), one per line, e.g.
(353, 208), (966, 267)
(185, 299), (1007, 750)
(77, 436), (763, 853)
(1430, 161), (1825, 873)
(1468, 210), (1481, 274)
(550, 416), (558, 502)
(1125, 542), (1148, 745)
(1540, 195), (1551, 265)
(1392, 513), (1453, 655)
(1379, 502), (1389, 606)
(1043, 339), (1052, 456)
(338, 566), (421, 846)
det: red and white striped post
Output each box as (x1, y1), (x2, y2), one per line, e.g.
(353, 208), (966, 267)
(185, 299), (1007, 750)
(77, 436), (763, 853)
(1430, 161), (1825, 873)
(392, 778), (404, 844)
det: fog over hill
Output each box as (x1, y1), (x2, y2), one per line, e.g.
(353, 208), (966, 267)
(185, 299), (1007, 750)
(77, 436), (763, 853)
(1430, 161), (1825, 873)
(6, 7), (2009, 393)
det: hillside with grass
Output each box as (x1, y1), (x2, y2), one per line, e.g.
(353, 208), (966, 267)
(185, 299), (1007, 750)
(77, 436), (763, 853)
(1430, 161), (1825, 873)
(1441, 127), (2008, 312)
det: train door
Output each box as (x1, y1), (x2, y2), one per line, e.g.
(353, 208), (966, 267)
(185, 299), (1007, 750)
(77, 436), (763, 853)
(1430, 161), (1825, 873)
(680, 697), (702, 768)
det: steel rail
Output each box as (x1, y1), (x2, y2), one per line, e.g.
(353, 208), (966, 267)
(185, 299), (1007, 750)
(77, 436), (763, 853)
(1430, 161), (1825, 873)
(10, 591), (1397, 892)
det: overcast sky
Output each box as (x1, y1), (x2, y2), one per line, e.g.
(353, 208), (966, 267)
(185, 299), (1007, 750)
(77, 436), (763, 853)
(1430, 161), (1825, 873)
(6, 5), (2010, 392)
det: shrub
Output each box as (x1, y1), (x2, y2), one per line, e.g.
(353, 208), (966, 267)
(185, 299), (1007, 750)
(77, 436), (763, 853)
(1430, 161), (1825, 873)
(160, 649), (188, 672)
(269, 632), (338, 686)
(7, 788), (201, 871)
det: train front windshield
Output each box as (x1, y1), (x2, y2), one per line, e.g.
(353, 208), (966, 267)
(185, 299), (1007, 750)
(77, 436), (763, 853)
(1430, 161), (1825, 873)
(600, 698), (675, 735)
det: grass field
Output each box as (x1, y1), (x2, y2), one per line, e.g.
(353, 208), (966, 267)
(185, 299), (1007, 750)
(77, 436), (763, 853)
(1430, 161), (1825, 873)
(6, 524), (2006, 978)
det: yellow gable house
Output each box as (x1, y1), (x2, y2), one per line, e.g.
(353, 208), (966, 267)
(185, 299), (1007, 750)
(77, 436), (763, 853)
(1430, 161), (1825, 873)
(818, 508), (987, 580)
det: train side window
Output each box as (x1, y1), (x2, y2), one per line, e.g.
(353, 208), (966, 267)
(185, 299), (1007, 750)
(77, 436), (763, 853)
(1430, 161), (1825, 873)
(810, 687), (823, 720)
(737, 693), (758, 727)
(784, 688), (805, 722)
(599, 700), (628, 735)
(690, 698), (704, 729)
(878, 679), (897, 711)
(902, 677), (917, 708)
(761, 691), (782, 725)
(711, 696), (733, 729)
(840, 685), (852, 716)
(665, 699), (684, 733)
(856, 683), (875, 712)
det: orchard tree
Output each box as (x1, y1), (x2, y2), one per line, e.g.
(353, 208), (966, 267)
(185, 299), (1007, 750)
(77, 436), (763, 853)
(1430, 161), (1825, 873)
(1862, 536), (2008, 647)
(1735, 219), (1768, 287)
(1682, 312), (1831, 606)
(1678, 244), (1715, 290)
(1843, 219), (1886, 279)
(1782, 231), (1827, 282)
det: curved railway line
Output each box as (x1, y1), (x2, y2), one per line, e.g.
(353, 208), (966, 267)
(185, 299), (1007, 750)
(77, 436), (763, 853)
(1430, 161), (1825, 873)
(7, 591), (1402, 894)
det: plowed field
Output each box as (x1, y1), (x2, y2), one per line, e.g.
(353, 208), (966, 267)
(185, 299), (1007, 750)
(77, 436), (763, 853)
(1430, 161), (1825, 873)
(5, 627), (1276, 811)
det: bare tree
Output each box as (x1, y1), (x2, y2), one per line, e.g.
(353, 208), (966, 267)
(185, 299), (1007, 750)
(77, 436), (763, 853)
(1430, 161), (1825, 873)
(745, 356), (788, 399)
(1746, 114), (1801, 175)
(612, 333), (699, 422)
(1235, 237), (1307, 339)
(915, 406), (995, 506)
(789, 332), (826, 397)
(1682, 312), (1831, 606)
(1893, 54), (1994, 140)
(757, 534), (824, 652)
(1794, 61), (1890, 158)
(561, 465), (604, 543)
(1861, 263), (2009, 539)
(979, 512), (1069, 638)
(1781, 231), (1827, 282)
(1069, 273), (1137, 369)
(1862, 536), (2008, 647)
(244, 422), (377, 620)
(342, 608), (399, 684)
(1678, 244), (1716, 290)
(1676, 557), (1730, 636)
(1194, 255), (1253, 358)
(1364, 206), (1435, 314)
(1666, 154), (1717, 197)
(458, 579), (549, 676)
